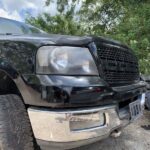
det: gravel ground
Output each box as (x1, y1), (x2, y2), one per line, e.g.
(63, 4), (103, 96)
(73, 110), (150, 150)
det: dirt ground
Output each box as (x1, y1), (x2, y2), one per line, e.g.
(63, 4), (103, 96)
(73, 110), (150, 150)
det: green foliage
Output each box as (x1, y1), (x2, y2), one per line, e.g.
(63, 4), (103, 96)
(27, 14), (84, 35)
(26, 0), (150, 74)
(109, 1), (150, 74)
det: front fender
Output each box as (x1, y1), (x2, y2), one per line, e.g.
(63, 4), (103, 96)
(0, 40), (37, 76)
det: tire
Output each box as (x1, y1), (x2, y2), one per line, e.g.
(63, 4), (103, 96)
(145, 92), (150, 110)
(0, 94), (37, 150)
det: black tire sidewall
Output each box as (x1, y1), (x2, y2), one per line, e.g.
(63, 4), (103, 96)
(0, 94), (35, 150)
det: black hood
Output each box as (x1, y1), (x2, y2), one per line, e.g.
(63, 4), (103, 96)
(0, 33), (92, 47)
(0, 33), (129, 49)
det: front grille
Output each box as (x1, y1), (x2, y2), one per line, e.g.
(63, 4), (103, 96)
(95, 42), (139, 86)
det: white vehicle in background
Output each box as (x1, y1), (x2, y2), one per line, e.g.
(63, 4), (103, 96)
(141, 75), (150, 110)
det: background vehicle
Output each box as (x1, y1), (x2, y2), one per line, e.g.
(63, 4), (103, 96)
(141, 75), (150, 110)
(0, 17), (146, 150)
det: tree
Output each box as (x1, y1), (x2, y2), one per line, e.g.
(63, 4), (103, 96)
(27, 0), (125, 35)
(26, 0), (150, 74)
(109, 1), (150, 74)
(27, 14), (84, 35)
(27, 0), (85, 35)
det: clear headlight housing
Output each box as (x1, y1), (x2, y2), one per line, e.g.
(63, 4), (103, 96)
(36, 46), (98, 75)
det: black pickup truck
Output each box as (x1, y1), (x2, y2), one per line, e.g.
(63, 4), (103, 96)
(0, 17), (146, 150)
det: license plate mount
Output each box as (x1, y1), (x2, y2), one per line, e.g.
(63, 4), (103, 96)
(129, 100), (142, 121)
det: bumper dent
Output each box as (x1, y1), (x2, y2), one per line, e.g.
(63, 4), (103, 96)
(28, 105), (131, 149)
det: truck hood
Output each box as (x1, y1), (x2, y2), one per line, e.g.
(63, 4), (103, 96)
(0, 33), (129, 48)
(0, 33), (93, 47)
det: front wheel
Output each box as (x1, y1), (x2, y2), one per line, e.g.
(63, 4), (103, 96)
(0, 94), (37, 150)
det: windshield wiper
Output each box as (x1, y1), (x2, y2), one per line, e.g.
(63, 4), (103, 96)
(0, 33), (21, 35)
(0, 33), (13, 35)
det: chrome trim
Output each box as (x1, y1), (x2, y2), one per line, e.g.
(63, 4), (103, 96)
(36, 135), (109, 150)
(28, 105), (130, 143)
(30, 105), (115, 114)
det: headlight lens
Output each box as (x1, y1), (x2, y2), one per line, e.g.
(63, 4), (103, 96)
(36, 46), (98, 75)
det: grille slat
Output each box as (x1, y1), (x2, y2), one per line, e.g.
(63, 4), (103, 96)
(96, 43), (139, 86)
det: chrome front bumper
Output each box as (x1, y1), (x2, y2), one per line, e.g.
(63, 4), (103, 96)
(27, 105), (134, 149)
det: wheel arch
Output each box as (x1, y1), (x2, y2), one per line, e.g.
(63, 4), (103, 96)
(0, 69), (22, 98)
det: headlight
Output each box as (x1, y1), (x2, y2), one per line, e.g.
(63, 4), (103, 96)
(36, 46), (98, 75)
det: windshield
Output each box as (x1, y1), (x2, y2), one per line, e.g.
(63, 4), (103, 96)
(0, 18), (45, 35)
